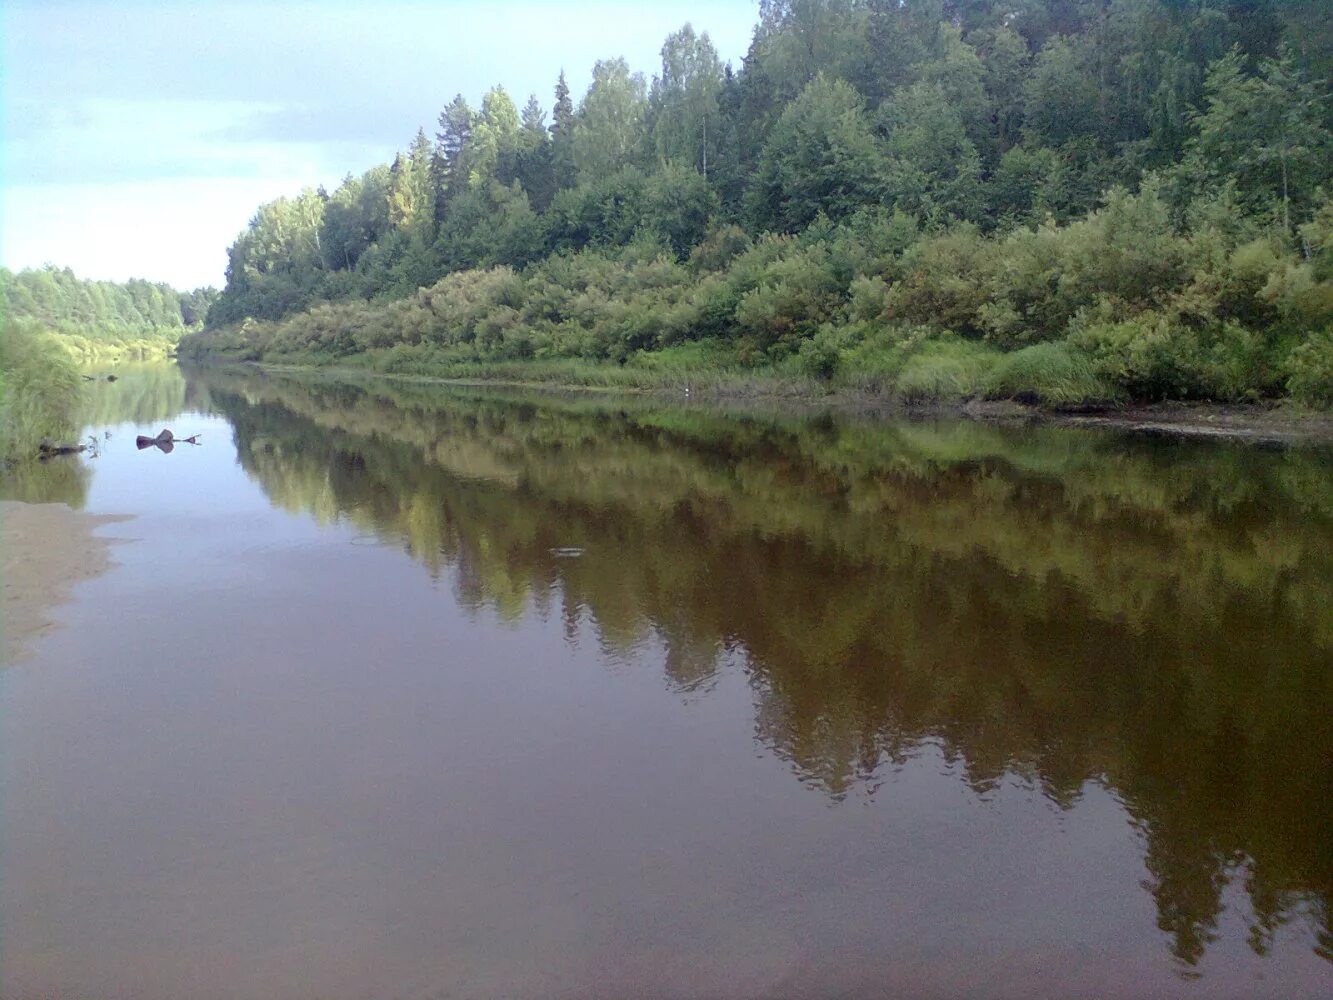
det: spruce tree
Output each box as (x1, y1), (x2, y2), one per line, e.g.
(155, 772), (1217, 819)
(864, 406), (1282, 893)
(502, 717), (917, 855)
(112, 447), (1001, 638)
(435, 95), (476, 203)
(550, 70), (577, 190)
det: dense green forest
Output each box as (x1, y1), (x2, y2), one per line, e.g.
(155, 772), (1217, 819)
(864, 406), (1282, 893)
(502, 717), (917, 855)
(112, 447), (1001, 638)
(178, 0), (1333, 405)
(1, 266), (217, 362)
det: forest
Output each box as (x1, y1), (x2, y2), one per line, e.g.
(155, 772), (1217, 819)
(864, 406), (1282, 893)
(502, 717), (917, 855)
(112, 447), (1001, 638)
(1, 265), (216, 362)
(166, 0), (1328, 406)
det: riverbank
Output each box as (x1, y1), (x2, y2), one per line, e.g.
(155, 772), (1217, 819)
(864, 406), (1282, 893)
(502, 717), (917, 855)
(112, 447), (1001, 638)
(1, 501), (131, 665)
(198, 360), (1333, 445)
(1050, 401), (1333, 444)
(0, 322), (85, 465)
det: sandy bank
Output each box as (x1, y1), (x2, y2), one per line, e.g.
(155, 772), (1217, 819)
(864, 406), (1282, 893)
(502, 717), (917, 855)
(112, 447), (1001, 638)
(1, 501), (132, 665)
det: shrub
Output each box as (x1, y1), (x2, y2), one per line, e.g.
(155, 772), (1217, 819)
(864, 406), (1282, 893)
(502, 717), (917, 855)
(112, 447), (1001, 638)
(794, 327), (845, 380)
(986, 342), (1115, 406)
(1069, 312), (1211, 400)
(1284, 330), (1333, 407)
(883, 226), (992, 334)
(0, 321), (83, 462)
(894, 338), (999, 402)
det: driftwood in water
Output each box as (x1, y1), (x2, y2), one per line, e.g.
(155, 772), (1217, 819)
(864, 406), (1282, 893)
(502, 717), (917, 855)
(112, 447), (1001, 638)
(82, 374), (119, 382)
(37, 440), (88, 458)
(136, 429), (201, 453)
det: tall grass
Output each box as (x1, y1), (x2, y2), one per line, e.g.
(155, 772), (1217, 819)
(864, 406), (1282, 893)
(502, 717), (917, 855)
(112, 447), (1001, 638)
(985, 342), (1118, 407)
(0, 320), (84, 464)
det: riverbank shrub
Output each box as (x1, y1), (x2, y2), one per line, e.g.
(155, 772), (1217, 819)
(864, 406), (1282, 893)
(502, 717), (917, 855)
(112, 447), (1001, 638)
(893, 340), (999, 403)
(985, 342), (1115, 406)
(0, 321), (84, 463)
(1284, 330), (1333, 407)
(181, 186), (1333, 408)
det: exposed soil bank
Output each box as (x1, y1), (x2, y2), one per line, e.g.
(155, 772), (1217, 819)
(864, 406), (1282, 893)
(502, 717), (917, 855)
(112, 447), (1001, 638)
(1037, 402), (1333, 444)
(1, 501), (132, 665)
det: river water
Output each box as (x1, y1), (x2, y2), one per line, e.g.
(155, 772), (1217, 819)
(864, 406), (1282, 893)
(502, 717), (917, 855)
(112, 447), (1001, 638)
(2, 365), (1329, 999)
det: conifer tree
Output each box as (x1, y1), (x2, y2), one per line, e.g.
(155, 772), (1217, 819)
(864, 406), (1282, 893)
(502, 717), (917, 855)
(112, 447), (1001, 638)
(435, 95), (476, 202)
(549, 70), (577, 190)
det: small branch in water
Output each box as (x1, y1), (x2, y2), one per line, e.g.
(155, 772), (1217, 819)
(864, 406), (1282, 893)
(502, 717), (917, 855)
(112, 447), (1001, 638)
(37, 440), (87, 458)
(135, 429), (202, 452)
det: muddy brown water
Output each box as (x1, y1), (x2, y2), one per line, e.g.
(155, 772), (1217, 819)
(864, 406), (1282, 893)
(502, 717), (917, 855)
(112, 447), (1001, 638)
(2, 365), (1329, 999)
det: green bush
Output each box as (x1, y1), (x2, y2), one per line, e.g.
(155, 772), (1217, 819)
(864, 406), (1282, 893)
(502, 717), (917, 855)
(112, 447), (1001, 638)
(1069, 312), (1210, 400)
(894, 339), (999, 403)
(0, 321), (84, 462)
(985, 342), (1116, 406)
(794, 327), (844, 380)
(1284, 330), (1333, 407)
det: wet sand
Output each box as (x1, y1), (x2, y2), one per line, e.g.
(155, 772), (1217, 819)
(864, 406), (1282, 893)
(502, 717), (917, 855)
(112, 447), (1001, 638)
(1, 501), (131, 665)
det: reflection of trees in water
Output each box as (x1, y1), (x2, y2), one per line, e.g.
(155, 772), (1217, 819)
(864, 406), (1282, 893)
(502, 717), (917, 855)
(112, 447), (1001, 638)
(0, 452), (91, 507)
(2, 364), (205, 507)
(73, 363), (202, 428)
(198, 369), (1333, 967)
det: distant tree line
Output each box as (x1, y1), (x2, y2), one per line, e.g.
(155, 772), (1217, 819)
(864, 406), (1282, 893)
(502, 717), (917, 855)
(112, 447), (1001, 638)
(192, 0), (1333, 405)
(2, 265), (217, 331)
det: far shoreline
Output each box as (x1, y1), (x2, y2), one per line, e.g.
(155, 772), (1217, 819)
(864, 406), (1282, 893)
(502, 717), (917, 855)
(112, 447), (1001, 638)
(185, 359), (1333, 446)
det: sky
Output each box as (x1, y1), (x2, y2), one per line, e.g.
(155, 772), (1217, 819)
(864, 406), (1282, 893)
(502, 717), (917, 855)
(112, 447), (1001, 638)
(1, 0), (760, 291)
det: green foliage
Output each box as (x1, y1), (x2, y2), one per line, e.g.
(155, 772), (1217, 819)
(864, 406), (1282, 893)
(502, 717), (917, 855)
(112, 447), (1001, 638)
(650, 23), (725, 176)
(893, 339), (1000, 403)
(879, 81), (984, 224)
(189, 1), (1333, 408)
(1066, 310), (1282, 402)
(0, 320), (84, 462)
(985, 342), (1116, 406)
(1284, 329), (1333, 407)
(734, 241), (846, 352)
(573, 58), (648, 181)
(2, 265), (210, 331)
(1023, 36), (1100, 147)
(883, 225), (993, 334)
(748, 75), (884, 232)
(1179, 48), (1331, 231)
(468, 86), (522, 186)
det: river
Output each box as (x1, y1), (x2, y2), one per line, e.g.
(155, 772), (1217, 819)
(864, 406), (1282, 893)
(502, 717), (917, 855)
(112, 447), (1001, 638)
(2, 364), (1329, 999)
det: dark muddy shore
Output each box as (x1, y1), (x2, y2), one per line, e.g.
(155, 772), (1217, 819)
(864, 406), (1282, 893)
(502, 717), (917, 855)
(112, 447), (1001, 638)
(1031, 402), (1333, 445)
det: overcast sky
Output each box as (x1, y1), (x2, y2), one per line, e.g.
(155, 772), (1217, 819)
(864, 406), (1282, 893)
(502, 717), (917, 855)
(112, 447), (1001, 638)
(2, 0), (759, 290)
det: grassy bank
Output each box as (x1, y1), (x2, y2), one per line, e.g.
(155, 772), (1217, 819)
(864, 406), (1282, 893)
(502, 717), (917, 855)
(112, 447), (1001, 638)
(187, 328), (1331, 418)
(0, 321), (84, 464)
